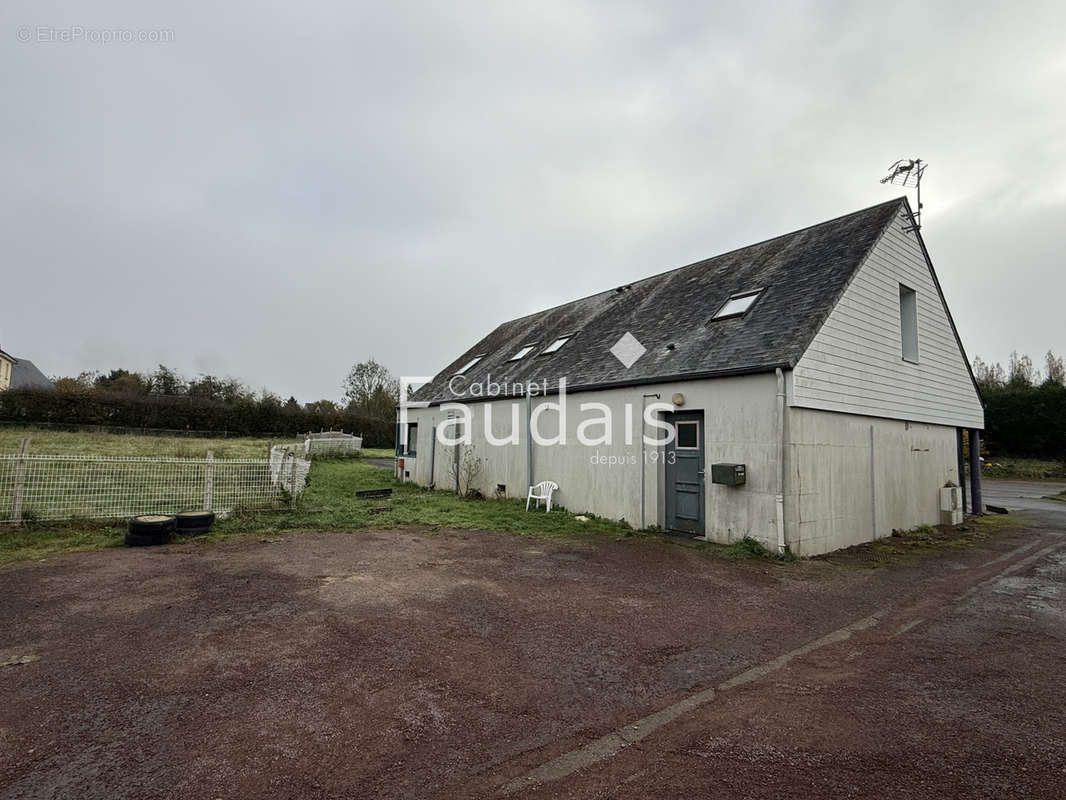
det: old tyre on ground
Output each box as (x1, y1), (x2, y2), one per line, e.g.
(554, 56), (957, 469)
(175, 511), (216, 535)
(125, 515), (176, 547)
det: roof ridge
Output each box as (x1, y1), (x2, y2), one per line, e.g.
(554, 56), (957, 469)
(501, 196), (908, 325)
(416, 197), (907, 402)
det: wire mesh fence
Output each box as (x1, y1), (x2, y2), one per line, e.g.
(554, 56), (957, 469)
(269, 445), (313, 491)
(0, 449), (310, 523)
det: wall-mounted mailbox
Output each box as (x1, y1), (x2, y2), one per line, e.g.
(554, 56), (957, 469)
(711, 463), (746, 486)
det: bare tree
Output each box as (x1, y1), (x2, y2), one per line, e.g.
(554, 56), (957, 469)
(451, 447), (483, 498)
(1007, 350), (1038, 388)
(343, 359), (399, 417)
(972, 356), (1005, 391)
(1044, 350), (1065, 386)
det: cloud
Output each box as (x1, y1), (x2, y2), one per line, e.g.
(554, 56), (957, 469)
(2, 0), (1064, 399)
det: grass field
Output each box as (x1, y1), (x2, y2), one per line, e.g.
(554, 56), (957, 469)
(0, 428), (1020, 567)
(0, 457), (639, 564)
(0, 427), (634, 563)
(0, 427), (395, 534)
(0, 426), (277, 459)
(360, 447), (395, 459)
(0, 436), (778, 566)
(982, 456), (1066, 481)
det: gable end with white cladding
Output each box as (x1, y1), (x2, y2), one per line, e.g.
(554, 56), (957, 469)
(792, 207), (984, 429)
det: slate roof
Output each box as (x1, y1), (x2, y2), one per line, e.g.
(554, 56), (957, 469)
(413, 198), (907, 404)
(9, 357), (55, 390)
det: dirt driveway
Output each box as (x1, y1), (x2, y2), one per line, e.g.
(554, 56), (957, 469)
(2, 520), (1064, 799)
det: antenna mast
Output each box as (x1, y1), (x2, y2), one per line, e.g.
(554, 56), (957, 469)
(879, 158), (926, 232)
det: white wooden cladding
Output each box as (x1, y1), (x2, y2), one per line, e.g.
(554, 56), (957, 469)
(792, 211), (984, 429)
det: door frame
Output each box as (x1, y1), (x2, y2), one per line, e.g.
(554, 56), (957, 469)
(663, 409), (706, 536)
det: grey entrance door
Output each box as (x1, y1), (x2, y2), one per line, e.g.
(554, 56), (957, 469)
(664, 410), (705, 535)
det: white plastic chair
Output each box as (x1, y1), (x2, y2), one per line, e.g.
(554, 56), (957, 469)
(526, 481), (559, 512)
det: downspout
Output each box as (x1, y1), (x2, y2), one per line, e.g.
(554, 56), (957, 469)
(394, 408), (401, 481)
(526, 391), (533, 492)
(454, 435), (460, 495)
(775, 368), (787, 554)
(640, 392), (661, 530)
(969, 428), (984, 514)
(956, 428), (967, 515)
(428, 423), (436, 490)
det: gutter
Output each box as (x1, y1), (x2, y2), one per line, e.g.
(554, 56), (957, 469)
(414, 362), (794, 408)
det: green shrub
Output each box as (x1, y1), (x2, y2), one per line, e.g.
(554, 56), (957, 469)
(0, 388), (394, 447)
(982, 383), (1066, 460)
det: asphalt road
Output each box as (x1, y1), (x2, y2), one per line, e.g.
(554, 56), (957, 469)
(364, 457), (395, 469)
(982, 478), (1066, 514)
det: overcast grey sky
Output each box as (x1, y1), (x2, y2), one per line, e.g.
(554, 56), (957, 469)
(3, 1), (1063, 401)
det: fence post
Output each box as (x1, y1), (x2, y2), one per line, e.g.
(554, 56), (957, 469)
(204, 450), (214, 512)
(289, 455), (298, 509)
(10, 438), (30, 523)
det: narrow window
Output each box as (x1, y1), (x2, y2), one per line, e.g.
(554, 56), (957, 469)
(509, 344), (537, 361)
(454, 355), (484, 375)
(406, 423), (418, 457)
(542, 335), (572, 354)
(899, 284), (918, 362)
(713, 289), (762, 319)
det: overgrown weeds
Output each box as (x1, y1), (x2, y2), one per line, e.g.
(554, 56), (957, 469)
(722, 536), (796, 562)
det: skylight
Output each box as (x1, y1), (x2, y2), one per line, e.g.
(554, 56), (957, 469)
(713, 290), (762, 319)
(509, 344), (537, 361)
(454, 355), (485, 375)
(542, 335), (572, 354)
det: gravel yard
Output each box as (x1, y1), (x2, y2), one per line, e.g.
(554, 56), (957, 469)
(1, 516), (1063, 799)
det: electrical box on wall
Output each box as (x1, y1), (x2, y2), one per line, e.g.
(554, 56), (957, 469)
(711, 463), (746, 486)
(940, 485), (963, 525)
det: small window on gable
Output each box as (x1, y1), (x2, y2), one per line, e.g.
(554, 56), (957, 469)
(899, 284), (919, 362)
(541, 335), (572, 355)
(509, 344), (537, 361)
(454, 355), (485, 375)
(713, 289), (762, 319)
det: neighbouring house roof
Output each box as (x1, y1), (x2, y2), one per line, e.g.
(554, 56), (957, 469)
(9, 357), (55, 390)
(412, 198), (915, 404)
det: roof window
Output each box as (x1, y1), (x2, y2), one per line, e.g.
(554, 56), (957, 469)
(713, 289), (762, 319)
(541, 335), (572, 354)
(454, 355), (485, 375)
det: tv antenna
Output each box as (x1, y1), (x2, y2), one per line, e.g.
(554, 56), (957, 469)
(880, 158), (926, 232)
